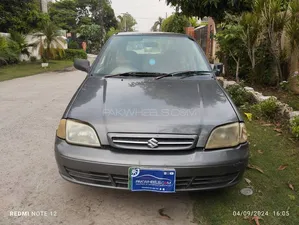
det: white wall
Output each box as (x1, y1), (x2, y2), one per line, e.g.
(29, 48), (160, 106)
(19, 35), (68, 61)
(0, 32), (67, 61)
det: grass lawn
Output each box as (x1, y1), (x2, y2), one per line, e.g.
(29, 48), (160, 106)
(0, 60), (73, 82)
(192, 120), (299, 225)
(254, 87), (299, 111)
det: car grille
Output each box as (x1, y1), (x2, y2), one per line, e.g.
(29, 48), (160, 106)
(107, 133), (198, 151)
(65, 167), (239, 190)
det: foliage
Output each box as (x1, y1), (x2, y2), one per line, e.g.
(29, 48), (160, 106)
(161, 13), (190, 33)
(117, 13), (137, 32)
(188, 17), (199, 27)
(105, 27), (119, 42)
(226, 84), (255, 106)
(77, 0), (118, 31)
(290, 116), (299, 138)
(30, 56), (37, 62)
(79, 24), (102, 53)
(0, 0), (49, 33)
(165, 0), (253, 24)
(9, 31), (37, 57)
(216, 20), (244, 82)
(33, 21), (66, 60)
(0, 36), (20, 66)
(216, 0), (299, 88)
(48, 0), (78, 33)
(63, 49), (87, 60)
(68, 40), (80, 49)
(43, 48), (65, 60)
(279, 81), (289, 91)
(250, 98), (280, 120)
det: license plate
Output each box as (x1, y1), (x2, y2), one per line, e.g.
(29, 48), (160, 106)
(128, 167), (176, 193)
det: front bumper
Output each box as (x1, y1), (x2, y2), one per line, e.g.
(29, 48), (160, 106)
(55, 138), (249, 191)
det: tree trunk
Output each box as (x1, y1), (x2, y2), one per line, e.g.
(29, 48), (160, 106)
(289, 49), (299, 94)
(236, 58), (240, 83)
(274, 56), (283, 84)
(252, 48), (256, 70)
(290, 49), (298, 75)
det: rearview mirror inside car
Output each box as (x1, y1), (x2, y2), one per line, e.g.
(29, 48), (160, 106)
(74, 59), (91, 73)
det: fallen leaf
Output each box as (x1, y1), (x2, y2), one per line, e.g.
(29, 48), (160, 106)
(244, 113), (253, 121)
(274, 128), (282, 133)
(276, 133), (282, 136)
(262, 123), (272, 127)
(247, 164), (264, 174)
(288, 194), (296, 201)
(278, 165), (288, 170)
(252, 216), (263, 225)
(158, 208), (171, 220)
(257, 150), (264, 154)
(245, 178), (252, 185)
(288, 182), (295, 191)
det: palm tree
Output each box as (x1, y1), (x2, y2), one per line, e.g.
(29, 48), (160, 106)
(33, 21), (66, 61)
(151, 17), (164, 32)
(286, 0), (299, 94)
(10, 31), (37, 57)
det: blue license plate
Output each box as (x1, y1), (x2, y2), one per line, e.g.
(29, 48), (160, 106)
(128, 167), (176, 193)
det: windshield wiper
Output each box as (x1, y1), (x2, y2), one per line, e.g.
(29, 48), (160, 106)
(155, 70), (213, 80)
(104, 72), (168, 78)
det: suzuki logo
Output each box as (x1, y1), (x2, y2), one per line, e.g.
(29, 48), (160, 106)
(147, 138), (159, 148)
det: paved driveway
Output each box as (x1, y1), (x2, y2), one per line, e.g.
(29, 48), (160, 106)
(0, 70), (193, 225)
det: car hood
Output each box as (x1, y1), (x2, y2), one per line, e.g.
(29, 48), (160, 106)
(65, 76), (239, 146)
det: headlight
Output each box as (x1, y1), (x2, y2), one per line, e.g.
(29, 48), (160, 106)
(205, 122), (248, 150)
(56, 119), (101, 147)
(239, 123), (248, 143)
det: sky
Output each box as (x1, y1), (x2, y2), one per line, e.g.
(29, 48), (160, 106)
(111, 0), (175, 31)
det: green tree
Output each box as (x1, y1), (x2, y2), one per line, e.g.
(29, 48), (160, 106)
(239, 12), (262, 70)
(0, 36), (20, 65)
(286, 0), (299, 94)
(165, 0), (253, 24)
(256, 0), (290, 82)
(161, 13), (189, 33)
(105, 27), (119, 42)
(76, 0), (118, 49)
(188, 17), (199, 27)
(33, 21), (66, 60)
(117, 13), (137, 32)
(48, 0), (78, 32)
(79, 24), (102, 53)
(0, 0), (48, 33)
(216, 22), (244, 82)
(9, 31), (37, 57)
(77, 0), (117, 31)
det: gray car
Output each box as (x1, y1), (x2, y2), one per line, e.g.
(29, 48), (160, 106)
(55, 32), (249, 193)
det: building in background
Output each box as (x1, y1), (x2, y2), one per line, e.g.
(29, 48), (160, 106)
(193, 17), (218, 63)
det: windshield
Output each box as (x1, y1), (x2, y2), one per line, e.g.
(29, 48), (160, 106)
(92, 35), (211, 76)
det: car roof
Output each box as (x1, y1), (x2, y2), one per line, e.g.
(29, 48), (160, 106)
(115, 32), (190, 38)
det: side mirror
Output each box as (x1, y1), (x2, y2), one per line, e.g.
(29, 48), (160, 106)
(213, 67), (221, 76)
(74, 59), (91, 73)
(213, 63), (223, 76)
